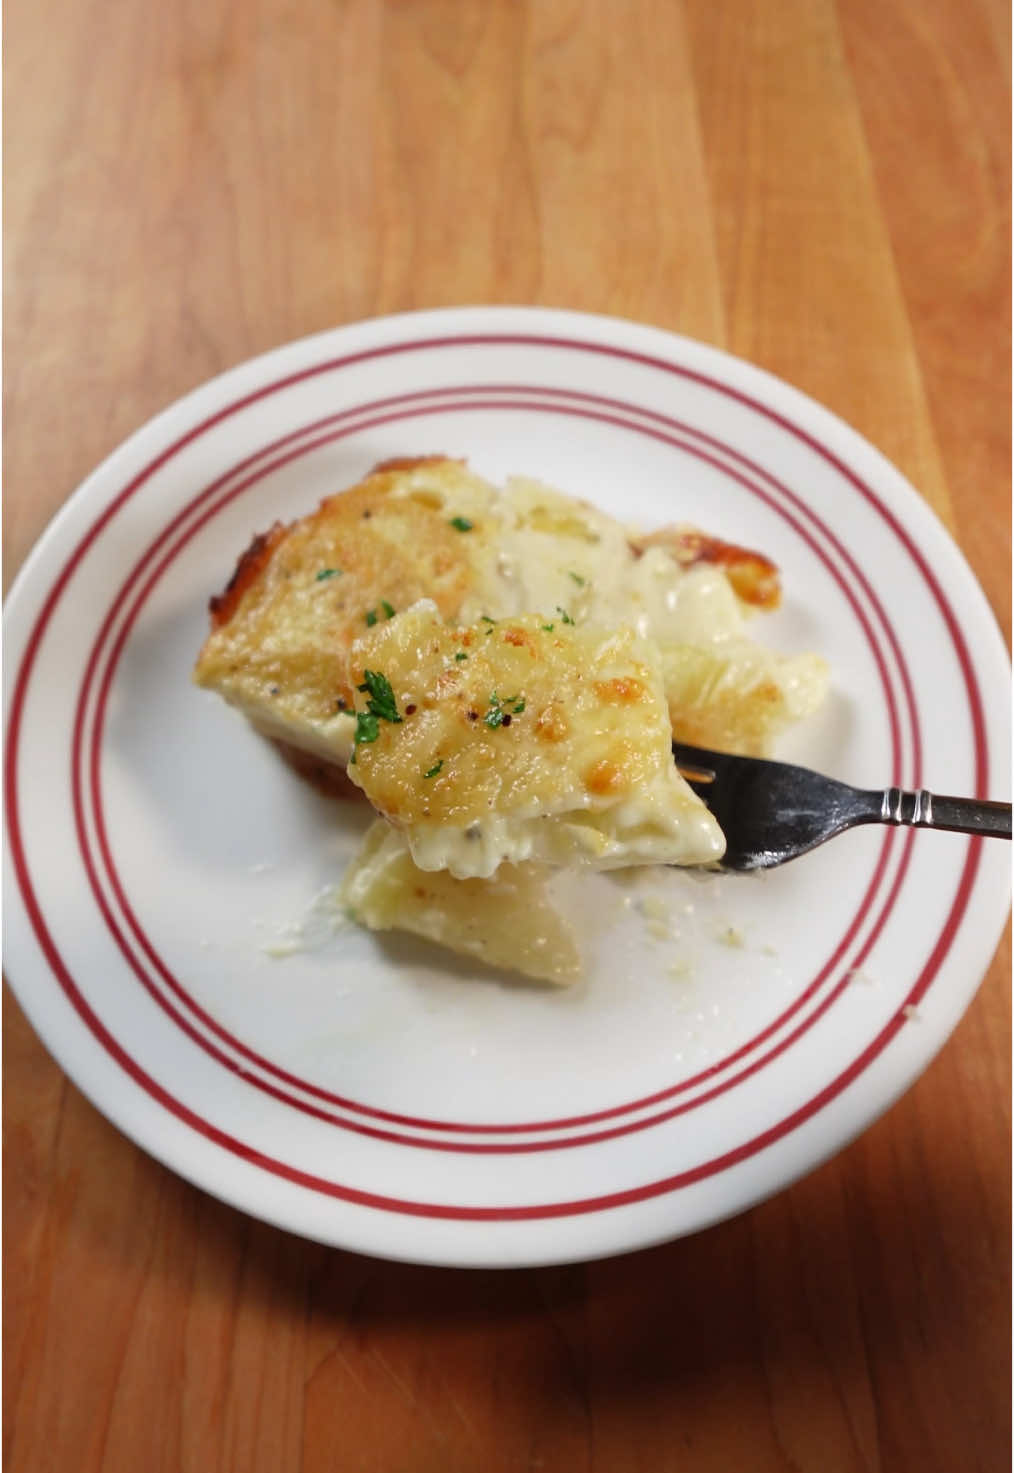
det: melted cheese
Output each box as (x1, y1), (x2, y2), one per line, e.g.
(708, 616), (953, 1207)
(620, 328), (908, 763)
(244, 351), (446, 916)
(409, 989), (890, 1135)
(492, 491), (831, 760)
(477, 478), (827, 755)
(625, 553), (827, 755)
(345, 604), (725, 879)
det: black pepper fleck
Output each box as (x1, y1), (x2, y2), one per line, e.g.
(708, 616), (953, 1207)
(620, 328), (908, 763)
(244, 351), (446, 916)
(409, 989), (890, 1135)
(501, 713), (512, 727)
(467, 710), (478, 721)
(404, 703), (417, 715)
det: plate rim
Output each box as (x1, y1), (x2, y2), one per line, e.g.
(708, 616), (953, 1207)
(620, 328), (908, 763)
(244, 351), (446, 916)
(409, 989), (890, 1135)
(4, 305), (1010, 1266)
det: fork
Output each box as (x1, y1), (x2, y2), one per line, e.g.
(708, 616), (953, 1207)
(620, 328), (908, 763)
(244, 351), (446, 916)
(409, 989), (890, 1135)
(672, 742), (1013, 871)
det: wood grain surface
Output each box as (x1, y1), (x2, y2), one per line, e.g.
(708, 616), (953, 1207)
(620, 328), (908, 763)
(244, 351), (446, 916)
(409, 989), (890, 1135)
(4, 1), (1010, 1469)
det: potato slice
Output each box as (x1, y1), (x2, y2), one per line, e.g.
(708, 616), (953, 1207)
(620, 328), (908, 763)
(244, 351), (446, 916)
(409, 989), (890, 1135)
(661, 643), (830, 757)
(346, 603), (725, 879)
(340, 822), (580, 984)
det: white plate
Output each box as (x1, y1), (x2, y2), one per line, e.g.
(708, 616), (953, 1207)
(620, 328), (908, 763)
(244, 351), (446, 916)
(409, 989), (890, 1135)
(4, 307), (1010, 1267)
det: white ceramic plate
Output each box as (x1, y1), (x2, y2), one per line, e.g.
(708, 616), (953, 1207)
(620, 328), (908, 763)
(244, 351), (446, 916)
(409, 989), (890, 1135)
(4, 307), (1010, 1267)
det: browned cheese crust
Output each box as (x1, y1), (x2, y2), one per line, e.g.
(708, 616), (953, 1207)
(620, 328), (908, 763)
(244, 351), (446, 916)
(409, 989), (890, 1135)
(631, 526), (781, 609)
(193, 456), (485, 730)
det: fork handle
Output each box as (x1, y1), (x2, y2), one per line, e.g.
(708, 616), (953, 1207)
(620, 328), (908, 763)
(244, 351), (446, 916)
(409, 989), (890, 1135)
(876, 788), (1012, 839)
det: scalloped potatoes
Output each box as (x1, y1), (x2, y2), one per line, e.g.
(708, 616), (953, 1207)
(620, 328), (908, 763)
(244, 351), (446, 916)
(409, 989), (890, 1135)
(194, 456), (828, 981)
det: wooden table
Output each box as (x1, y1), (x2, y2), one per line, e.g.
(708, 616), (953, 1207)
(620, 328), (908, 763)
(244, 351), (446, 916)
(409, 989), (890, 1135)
(5, 2), (1010, 1468)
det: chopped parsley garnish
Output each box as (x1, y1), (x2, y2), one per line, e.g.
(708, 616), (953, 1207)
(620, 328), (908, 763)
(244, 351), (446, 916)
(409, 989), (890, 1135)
(315, 567), (342, 581)
(354, 710), (379, 746)
(540, 622), (555, 632)
(365, 608), (378, 627)
(480, 614), (496, 624)
(556, 606), (575, 625)
(357, 670), (401, 723)
(449, 516), (474, 532)
(568, 571), (586, 586)
(365, 601), (396, 626)
(454, 651), (469, 661)
(423, 760), (443, 779)
(351, 670), (402, 758)
(484, 691), (525, 729)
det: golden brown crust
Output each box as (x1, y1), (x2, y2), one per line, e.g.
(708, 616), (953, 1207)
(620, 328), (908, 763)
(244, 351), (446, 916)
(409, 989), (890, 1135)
(205, 456), (470, 635)
(208, 522), (287, 628)
(346, 608), (668, 828)
(370, 454), (462, 474)
(631, 526), (782, 609)
(194, 457), (490, 711)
